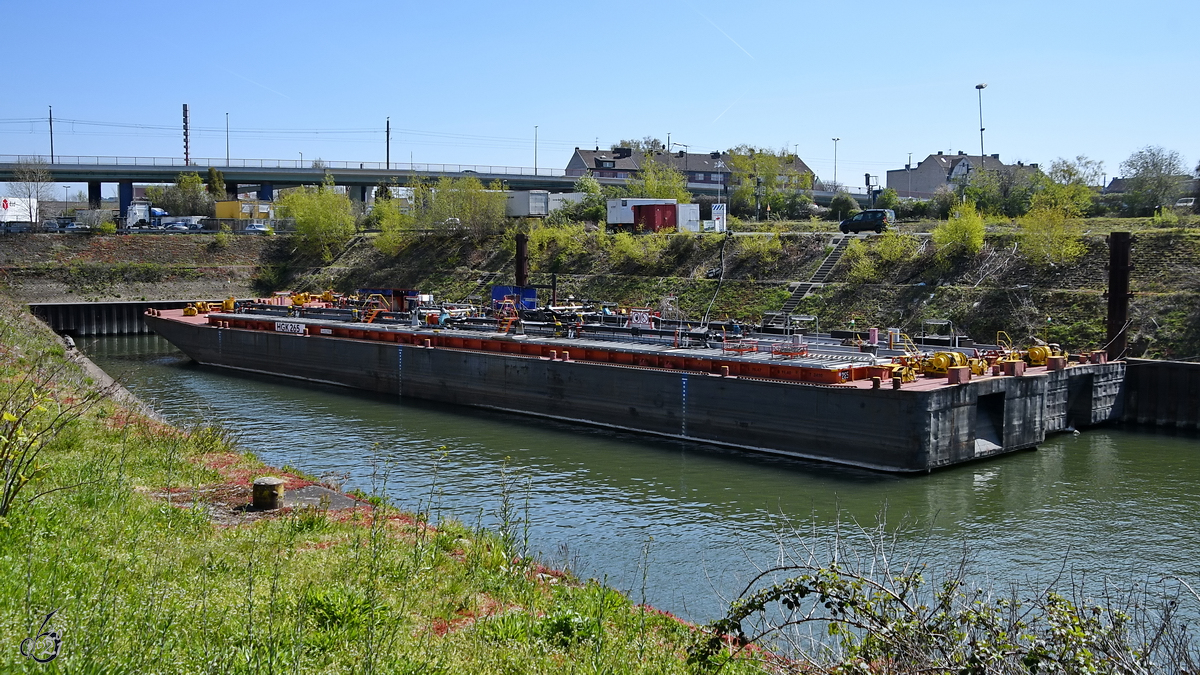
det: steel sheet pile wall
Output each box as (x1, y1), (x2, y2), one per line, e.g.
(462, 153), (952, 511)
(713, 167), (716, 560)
(1122, 359), (1200, 429)
(30, 301), (201, 336)
(1043, 362), (1126, 433)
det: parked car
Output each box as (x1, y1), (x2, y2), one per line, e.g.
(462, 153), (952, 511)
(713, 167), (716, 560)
(1176, 197), (1195, 209)
(242, 222), (271, 234)
(840, 209), (895, 234)
(164, 222), (191, 231)
(64, 222), (90, 232)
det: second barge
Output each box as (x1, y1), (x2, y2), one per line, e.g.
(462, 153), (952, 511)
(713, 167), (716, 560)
(144, 304), (1124, 473)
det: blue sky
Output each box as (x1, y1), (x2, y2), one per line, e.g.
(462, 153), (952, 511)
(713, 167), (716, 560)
(3, 0), (1196, 193)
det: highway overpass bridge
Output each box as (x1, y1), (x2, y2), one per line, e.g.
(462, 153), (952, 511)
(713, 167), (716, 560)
(1, 154), (870, 219)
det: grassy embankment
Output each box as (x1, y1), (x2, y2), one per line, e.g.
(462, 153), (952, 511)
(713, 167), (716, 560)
(0, 234), (276, 302)
(0, 294), (766, 673)
(277, 218), (1200, 358)
(2, 215), (1197, 358)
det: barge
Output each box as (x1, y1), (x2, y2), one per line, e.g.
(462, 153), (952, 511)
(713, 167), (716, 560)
(143, 300), (1124, 473)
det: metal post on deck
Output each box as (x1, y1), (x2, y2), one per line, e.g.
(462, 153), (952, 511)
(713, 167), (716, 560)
(514, 233), (529, 288)
(1106, 232), (1132, 360)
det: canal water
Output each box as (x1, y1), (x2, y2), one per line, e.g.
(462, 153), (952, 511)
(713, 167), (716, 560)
(83, 334), (1200, 623)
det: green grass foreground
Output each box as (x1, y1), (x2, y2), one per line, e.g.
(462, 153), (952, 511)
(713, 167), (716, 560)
(0, 296), (767, 674)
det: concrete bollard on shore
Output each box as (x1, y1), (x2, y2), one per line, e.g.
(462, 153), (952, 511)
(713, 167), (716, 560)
(252, 477), (286, 509)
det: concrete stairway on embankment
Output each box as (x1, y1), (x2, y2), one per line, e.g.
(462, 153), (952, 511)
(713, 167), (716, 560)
(769, 235), (851, 326)
(460, 250), (515, 303)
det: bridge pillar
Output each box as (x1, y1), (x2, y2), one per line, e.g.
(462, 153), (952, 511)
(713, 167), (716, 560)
(87, 181), (102, 209)
(257, 183), (273, 201)
(352, 185), (367, 203)
(225, 180), (238, 200)
(118, 181), (133, 221)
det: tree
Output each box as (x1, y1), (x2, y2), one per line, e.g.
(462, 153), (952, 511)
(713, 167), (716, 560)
(371, 198), (418, 255)
(828, 192), (859, 221)
(1120, 145), (1187, 215)
(628, 154), (690, 202)
(205, 167), (226, 199)
(1048, 154), (1105, 186)
(932, 200), (985, 259)
(547, 172), (607, 225)
(874, 187), (902, 212)
(1032, 156), (1103, 217)
(963, 167), (1040, 217)
(930, 185), (958, 219)
(144, 172), (216, 216)
(276, 175), (356, 260)
(727, 146), (814, 219)
(373, 180), (396, 202)
(611, 137), (663, 153)
(409, 175), (507, 236)
(5, 158), (55, 230)
(1019, 205), (1086, 267)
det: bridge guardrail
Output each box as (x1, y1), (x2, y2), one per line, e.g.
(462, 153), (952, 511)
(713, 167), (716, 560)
(0, 154), (567, 177)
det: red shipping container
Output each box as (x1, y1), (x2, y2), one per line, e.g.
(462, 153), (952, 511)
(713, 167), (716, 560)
(632, 203), (677, 233)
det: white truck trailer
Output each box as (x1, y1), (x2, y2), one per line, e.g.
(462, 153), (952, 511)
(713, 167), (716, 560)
(505, 190), (551, 217)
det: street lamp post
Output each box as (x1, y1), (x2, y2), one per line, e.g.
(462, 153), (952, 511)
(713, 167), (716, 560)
(299, 151), (303, 168)
(225, 112), (230, 166)
(534, 125), (538, 176)
(64, 185), (70, 214)
(831, 138), (840, 186)
(907, 152), (912, 196)
(975, 83), (987, 169)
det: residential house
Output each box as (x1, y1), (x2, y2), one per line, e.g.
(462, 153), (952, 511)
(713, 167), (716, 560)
(566, 147), (817, 192)
(1104, 176), (1198, 195)
(886, 151), (1039, 199)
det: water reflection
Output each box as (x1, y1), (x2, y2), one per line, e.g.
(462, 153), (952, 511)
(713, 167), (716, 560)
(83, 335), (1200, 622)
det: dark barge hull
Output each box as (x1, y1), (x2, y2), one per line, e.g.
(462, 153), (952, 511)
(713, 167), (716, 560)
(145, 314), (1124, 473)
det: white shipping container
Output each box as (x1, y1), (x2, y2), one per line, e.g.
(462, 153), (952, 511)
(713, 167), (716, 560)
(605, 198), (676, 224)
(548, 192), (586, 212)
(0, 197), (38, 223)
(506, 190), (551, 217)
(675, 203), (700, 232)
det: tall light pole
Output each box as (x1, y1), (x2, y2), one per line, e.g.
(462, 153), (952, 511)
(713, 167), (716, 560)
(386, 117), (391, 170)
(48, 105), (55, 163)
(907, 151), (912, 196)
(534, 125), (538, 176)
(225, 112), (230, 166)
(299, 151), (303, 168)
(975, 83), (987, 169)
(831, 137), (840, 186)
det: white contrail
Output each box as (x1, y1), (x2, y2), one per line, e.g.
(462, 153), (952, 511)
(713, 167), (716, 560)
(712, 98), (740, 123)
(221, 68), (292, 100)
(695, 9), (754, 59)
